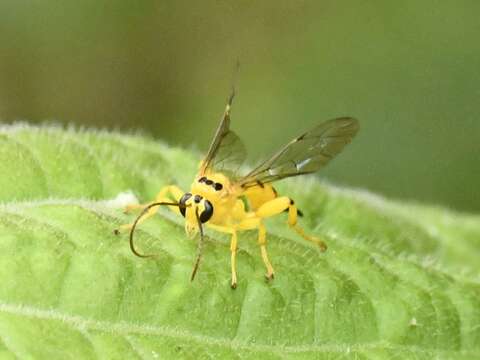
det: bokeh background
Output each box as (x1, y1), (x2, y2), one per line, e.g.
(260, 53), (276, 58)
(1, 1), (479, 212)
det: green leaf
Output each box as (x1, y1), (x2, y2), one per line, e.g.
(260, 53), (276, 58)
(0, 124), (479, 359)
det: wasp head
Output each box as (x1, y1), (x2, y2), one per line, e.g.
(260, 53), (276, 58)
(179, 192), (214, 237)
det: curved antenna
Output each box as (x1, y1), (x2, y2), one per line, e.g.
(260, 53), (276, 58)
(190, 208), (205, 282)
(129, 201), (180, 258)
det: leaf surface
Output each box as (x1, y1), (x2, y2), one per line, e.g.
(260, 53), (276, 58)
(0, 124), (479, 359)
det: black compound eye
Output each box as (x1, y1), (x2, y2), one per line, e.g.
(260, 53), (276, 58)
(178, 193), (192, 217)
(214, 183), (223, 191)
(200, 200), (213, 223)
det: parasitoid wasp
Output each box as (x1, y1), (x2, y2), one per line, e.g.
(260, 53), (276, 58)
(115, 90), (359, 289)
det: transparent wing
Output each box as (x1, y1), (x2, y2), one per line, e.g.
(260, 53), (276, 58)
(201, 128), (246, 178)
(239, 117), (359, 188)
(199, 93), (247, 179)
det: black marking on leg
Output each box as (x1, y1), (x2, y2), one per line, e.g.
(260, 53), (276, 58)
(283, 208), (304, 216)
(256, 180), (265, 188)
(283, 208), (303, 216)
(284, 199), (303, 216)
(272, 187), (278, 196)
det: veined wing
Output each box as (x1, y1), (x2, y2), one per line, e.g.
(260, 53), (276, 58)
(198, 92), (247, 178)
(239, 117), (359, 188)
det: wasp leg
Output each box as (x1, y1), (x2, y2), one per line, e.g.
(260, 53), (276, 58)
(287, 200), (327, 251)
(207, 224), (239, 289)
(115, 185), (184, 234)
(124, 185), (184, 214)
(256, 196), (327, 251)
(258, 221), (275, 281)
(234, 217), (275, 282)
(115, 211), (152, 233)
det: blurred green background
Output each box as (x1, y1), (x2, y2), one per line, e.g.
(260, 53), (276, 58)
(1, 1), (479, 212)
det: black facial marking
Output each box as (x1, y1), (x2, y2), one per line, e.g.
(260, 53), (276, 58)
(179, 193), (192, 217)
(198, 177), (207, 183)
(205, 179), (213, 185)
(200, 200), (213, 223)
(214, 183), (223, 191)
(194, 195), (202, 203)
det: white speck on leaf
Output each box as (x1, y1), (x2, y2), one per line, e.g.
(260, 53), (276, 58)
(105, 191), (138, 209)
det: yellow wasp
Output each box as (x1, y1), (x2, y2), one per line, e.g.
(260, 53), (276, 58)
(116, 91), (359, 289)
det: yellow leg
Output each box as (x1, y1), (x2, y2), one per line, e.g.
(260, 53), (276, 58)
(207, 224), (238, 289)
(154, 185), (185, 215)
(115, 185), (184, 234)
(123, 203), (148, 213)
(255, 197), (291, 218)
(124, 185), (184, 215)
(256, 196), (327, 251)
(230, 232), (238, 289)
(233, 217), (275, 282)
(116, 205), (155, 233)
(287, 201), (327, 252)
(258, 222), (275, 280)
